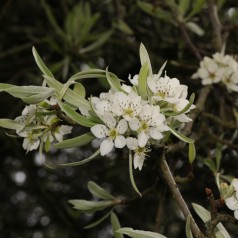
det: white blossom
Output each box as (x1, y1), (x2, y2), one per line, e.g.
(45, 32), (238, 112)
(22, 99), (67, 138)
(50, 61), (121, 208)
(225, 179), (238, 220)
(126, 137), (149, 170)
(91, 113), (128, 156)
(128, 74), (139, 86)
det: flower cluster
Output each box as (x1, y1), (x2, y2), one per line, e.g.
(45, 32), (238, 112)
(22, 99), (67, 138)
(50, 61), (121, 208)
(15, 97), (72, 152)
(192, 52), (238, 92)
(90, 71), (195, 170)
(225, 179), (238, 220)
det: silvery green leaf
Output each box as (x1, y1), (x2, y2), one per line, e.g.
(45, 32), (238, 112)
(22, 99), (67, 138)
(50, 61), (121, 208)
(32, 47), (54, 78)
(188, 142), (196, 164)
(185, 216), (193, 238)
(186, 0), (205, 19)
(73, 82), (86, 98)
(88, 181), (116, 200)
(0, 83), (14, 92)
(0, 119), (23, 130)
(139, 43), (152, 76)
(58, 101), (96, 127)
(129, 152), (141, 196)
(164, 93), (195, 116)
(116, 227), (167, 238)
(105, 68), (123, 92)
(68, 69), (106, 82)
(157, 61), (167, 78)
(192, 203), (231, 238)
(54, 133), (94, 149)
(43, 75), (90, 112)
(168, 125), (194, 143)
(111, 212), (124, 238)
(57, 149), (100, 167)
(138, 63), (149, 99)
(84, 209), (113, 229)
(69, 199), (115, 213)
(185, 22), (204, 36)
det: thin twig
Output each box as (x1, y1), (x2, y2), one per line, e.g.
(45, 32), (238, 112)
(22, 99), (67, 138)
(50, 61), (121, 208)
(159, 152), (205, 238)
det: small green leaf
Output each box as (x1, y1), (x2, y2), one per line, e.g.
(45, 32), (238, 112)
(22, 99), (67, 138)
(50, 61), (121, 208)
(179, 0), (190, 17)
(111, 212), (124, 238)
(186, 0), (205, 19)
(164, 93), (195, 116)
(0, 119), (23, 130)
(138, 63), (149, 99)
(129, 151), (141, 196)
(185, 22), (204, 36)
(185, 216), (193, 238)
(32, 47), (54, 78)
(115, 19), (133, 35)
(116, 227), (167, 238)
(192, 203), (231, 238)
(84, 209), (113, 229)
(105, 68), (123, 92)
(57, 149), (100, 167)
(215, 143), (222, 172)
(54, 133), (94, 149)
(58, 101), (96, 127)
(69, 199), (115, 213)
(44, 136), (51, 152)
(203, 158), (216, 174)
(139, 43), (152, 76)
(73, 82), (86, 98)
(188, 142), (196, 164)
(168, 125), (194, 143)
(88, 181), (116, 200)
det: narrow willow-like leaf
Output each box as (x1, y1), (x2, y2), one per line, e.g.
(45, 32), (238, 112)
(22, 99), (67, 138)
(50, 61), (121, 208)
(43, 75), (90, 112)
(185, 216), (193, 238)
(164, 93), (195, 116)
(68, 69), (106, 82)
(138, 63), (149, 99)
(188, 142), (196, 164)
(58, 101), (96, 127)
(80, 30), (113, 54)
(215, 143), (222, 172)
(111, 212), (124, 238)
(168, 125), (194, 143)
(73, 82), (86, 98)
(192, 203), (231, 238)
(105, 68), (122, 92)
(157, 61), (167, 78)
(88, 181), (116, 200)
(84, 209), (113, 229)
(22, 89), (55, 104)
(0, 119), (23, 130)
(116, 227), (167, 238)
(0, 83), (14, 92)
(186, 0), (205, 20)
(57, 149), (100, 167)
(32, 47), (54, 78)
(54, 133), (94, 149)
(179, 0), (190, 17)
(139, 43), (152, 76)
(129, 151), (141, 196)
(69, 199), (115, 213)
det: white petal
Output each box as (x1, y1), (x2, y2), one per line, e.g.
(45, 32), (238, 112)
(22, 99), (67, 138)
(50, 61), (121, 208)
(91, 124), (108, 138)
(232, 179), (238, 190)
(234, 210), (238, 220)
(138, 131), (149, 147)
(55, 132), (63, 142)
(149, 128), (163, 140)
(134, 154), (144, 171)
(100, 139), (114, 156)
(174, 114), (192, 122)
(225, 196), (238, 211)
(114, 135), (126, 148)
(59, 125), (73, 135)
(117, 119), (128, 134)
(101, 113), (116, 128)
(126, 137), (138, 150)
(23, 138), (40, 152)
(96, 100), (111, 114)
(129, 118), (141, 131)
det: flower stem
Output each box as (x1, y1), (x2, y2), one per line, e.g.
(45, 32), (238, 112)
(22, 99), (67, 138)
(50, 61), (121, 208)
(159, 152), (205, 238)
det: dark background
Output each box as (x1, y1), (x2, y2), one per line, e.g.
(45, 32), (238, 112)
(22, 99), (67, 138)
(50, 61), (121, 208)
(1, 0), (238, 237)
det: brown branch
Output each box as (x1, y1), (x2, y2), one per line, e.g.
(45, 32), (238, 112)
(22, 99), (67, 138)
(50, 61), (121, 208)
(159, 152), (205, 238)
(202, 112), (237, 129)
(208, 0), (222, 51)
